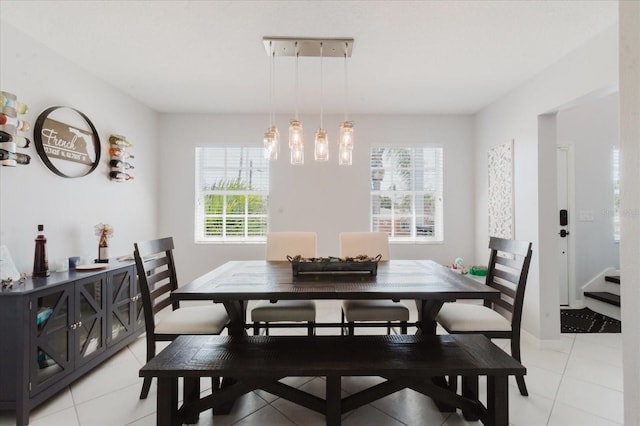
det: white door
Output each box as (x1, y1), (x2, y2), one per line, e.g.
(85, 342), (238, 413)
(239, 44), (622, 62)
(557, 146), (570, 306)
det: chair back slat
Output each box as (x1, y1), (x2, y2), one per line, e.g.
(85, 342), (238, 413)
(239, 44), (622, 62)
(488, 279), (516, 300)
(134, 237), (180, 339)
(494, 254), (523, 271)
(146, 269), (172, 288)
(485, 236), (533, 330)
(492, 268), (519, 288)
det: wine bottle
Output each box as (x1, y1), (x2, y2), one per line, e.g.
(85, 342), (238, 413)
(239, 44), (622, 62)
(0, 94), (28, 114)
(0, 131), (30, 147)
(109, 135), (133, 147)
(109, 159), (134, 169)
(109, 146), (134, 159)
(109, 171), (134, 181)
(32, 225), (50, 278)
(0, 148), (31, 164)
(0, 113), (29, 131)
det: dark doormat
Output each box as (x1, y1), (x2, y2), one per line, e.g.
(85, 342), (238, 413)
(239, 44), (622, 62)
(561, 307), (621, 333)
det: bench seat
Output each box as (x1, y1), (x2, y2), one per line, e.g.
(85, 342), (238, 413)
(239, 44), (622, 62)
(140, 334), (525, 426)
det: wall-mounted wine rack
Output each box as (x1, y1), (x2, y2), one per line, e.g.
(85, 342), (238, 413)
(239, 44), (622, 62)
(108, 134), (134, 182)
(0, 90), (31, 167)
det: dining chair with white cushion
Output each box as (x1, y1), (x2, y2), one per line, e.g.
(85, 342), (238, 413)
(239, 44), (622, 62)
(251, 232), (317, 336)
(339, 232), (409, 335)
(436, 236), (533, 396)
(134, 237), (228, 399)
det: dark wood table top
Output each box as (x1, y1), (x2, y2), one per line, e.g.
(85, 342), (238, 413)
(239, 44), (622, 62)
(172, 260), (499, 302)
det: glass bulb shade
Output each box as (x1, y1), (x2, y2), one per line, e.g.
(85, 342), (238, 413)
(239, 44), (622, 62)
(314, 128), (329, 162)
(339, 145), (353, 166)
(263, 126), (279, 160)
(288, 119), (304, 148)
(339, 121), (354, 150)
(291, 144), (304, 165)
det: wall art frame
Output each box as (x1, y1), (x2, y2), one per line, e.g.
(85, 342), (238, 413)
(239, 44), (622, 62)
(34, 106), (101, 178)
(488, 140), (515, 240)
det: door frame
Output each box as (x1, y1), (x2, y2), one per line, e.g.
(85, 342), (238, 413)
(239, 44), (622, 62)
(557, 144), (577, 307)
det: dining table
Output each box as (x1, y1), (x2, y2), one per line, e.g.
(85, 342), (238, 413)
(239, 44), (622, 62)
(171, 259), (499, 336)
(168, 259), (505, 419)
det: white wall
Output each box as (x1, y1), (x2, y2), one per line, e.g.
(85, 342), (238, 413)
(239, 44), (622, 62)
(474, 25), (619, 341)
(557, 93), (620, 296)
(158, 113), (476, 282)
(619, 2), (640, 424)
(0, 23), (159, 273)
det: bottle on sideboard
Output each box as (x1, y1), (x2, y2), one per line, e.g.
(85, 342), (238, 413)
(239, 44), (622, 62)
(32, 224), (50, 278)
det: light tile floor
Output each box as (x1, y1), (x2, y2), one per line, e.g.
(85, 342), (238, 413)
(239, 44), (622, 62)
(0, 301), (623, 426)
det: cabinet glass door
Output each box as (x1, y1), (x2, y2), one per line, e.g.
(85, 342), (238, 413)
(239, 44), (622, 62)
(31, 284), (73, 395)
(107, 267), (133, 345)
(75, 276), (106, 366)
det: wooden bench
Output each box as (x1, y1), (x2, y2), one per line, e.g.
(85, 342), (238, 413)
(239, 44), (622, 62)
(139, 334), (525, 426)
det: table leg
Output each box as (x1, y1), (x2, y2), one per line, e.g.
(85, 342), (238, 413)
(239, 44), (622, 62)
(487, 376), (509, 426)
(183, 377), (200, 423)
(157, 377), (178, 426)
(415, 300), (444, 335)
(223, 300), (248, 336)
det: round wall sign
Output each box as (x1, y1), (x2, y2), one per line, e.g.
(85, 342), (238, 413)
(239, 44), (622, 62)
(34, 106), (101, 178)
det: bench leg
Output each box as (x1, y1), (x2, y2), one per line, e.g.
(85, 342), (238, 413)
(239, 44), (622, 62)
(157, 377), (179, 426)
(326, 375), (342, 426)
(487, 376), (509, 426)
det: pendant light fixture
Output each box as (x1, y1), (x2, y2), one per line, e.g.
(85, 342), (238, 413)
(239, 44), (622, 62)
(263, 42), (279, 161)
(314, 42), (329, 162)
(262, 37), (354, 165)
(338, 41), (354, 166)
(289, 42), (304, 165)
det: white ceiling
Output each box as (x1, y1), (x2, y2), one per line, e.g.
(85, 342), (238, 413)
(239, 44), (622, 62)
(1, 1), (617, 115)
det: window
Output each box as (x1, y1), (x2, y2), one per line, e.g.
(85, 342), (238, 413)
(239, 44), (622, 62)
(371, 147), (444, 242)
(195, 147), (269, 242)
(613, 146), (620, 242)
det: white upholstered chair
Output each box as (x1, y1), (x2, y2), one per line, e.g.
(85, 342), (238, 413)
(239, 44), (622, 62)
(251, 232), (317, 336)
(134, 237), (228, 399)
(339, 232), (409, 335)
(436, 237), (533, 396)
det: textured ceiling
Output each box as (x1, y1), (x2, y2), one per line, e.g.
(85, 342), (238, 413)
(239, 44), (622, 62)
(0, 0), (618, 114)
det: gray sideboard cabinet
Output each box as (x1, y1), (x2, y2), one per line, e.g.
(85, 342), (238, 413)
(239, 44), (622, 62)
(0, 260), (143, 425)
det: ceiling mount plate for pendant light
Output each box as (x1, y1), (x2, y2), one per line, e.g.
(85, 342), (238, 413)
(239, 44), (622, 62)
(263, 37), (354, 57)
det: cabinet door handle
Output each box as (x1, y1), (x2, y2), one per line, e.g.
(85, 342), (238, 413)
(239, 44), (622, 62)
(70, 323), (77, 330)
(77, 321), (82, 328)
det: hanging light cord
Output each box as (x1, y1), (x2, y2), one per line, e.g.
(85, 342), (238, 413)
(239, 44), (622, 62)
(344, 42), (349, 122)
(295, 42), (299, 120)
(320, 42), (324, 129)
(271, 49), (276, 127)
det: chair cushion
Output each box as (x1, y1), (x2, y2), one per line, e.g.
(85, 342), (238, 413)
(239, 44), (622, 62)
(251, 300), (316, 322)
(155, 304), (228, 335)
(436, 303), (511, 332)
(342, 300), (409, 322)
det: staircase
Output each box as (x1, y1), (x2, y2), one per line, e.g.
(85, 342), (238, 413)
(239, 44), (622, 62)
(584, 275), (621, 320)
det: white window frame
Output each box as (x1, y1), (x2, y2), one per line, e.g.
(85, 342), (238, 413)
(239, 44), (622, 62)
(613, 146), (620, 242)
(370, 146), (444, 242)
(194, 147), (269, 243)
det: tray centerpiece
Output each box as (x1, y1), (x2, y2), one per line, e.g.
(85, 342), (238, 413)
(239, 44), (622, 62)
(287, 254), (382, 276)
